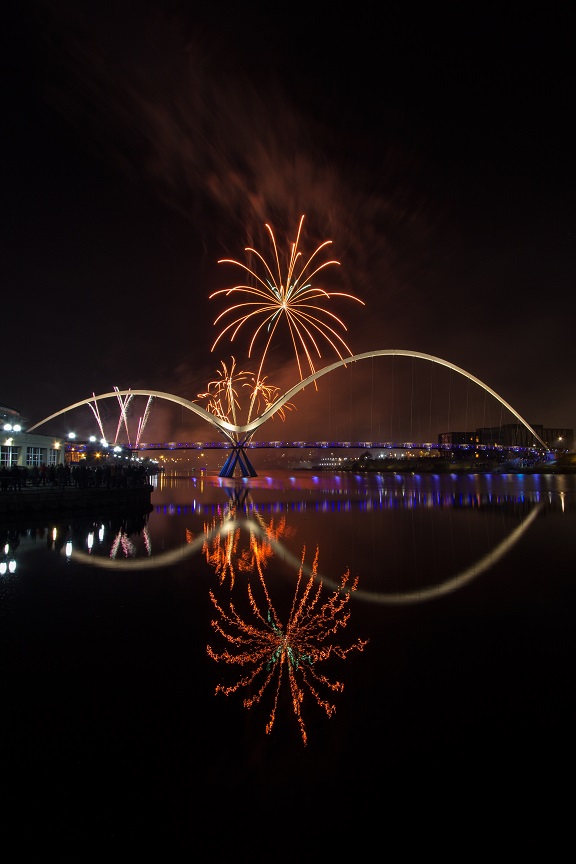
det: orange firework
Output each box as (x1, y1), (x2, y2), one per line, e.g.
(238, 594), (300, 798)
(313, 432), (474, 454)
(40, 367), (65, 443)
(210, 215), (365, 383)
(196, 357), (295, 426)
(195, 357), (248, 426)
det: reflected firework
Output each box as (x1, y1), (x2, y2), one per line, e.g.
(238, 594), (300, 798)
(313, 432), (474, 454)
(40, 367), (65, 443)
(198, 485), (293, 588)
(210, 215), (365, 383)
(110, 529), (137, 559)
(207, 544), (368, 745)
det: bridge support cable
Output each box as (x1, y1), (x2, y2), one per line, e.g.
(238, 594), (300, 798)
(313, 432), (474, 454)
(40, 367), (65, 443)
(240, 350), (549, 453)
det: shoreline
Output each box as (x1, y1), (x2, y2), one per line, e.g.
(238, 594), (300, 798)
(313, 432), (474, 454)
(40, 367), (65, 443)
(304, 462), (576, 475)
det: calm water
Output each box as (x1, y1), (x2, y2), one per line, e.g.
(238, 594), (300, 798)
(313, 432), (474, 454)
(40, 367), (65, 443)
(2, 469), (575, 853)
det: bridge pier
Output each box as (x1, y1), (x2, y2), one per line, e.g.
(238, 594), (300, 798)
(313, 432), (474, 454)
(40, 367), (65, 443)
(219, 442), (258, 478)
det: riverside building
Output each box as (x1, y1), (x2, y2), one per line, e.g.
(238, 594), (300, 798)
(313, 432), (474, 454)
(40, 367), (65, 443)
(1, 403), (66, 468)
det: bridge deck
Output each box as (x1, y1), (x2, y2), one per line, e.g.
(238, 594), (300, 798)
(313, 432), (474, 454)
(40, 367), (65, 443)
(67, 441), (543, 453)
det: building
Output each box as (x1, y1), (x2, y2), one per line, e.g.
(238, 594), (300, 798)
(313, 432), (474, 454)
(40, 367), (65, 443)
(475, 423), (573, 450)
(439, 423), (574, 451)
(1, 403), (66, 468)
(438, 431), (480, 446)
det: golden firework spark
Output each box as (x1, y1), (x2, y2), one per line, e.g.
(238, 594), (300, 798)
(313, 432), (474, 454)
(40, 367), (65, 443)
(242, 374), (295, 423)
(207, 544), (368, 745)
(210, 215), (365, 383)
(196, 357), (295, 427)
(195, 357), (248, 426)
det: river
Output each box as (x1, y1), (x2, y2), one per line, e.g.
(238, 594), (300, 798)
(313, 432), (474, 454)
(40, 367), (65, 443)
(1, 469), (574, 855)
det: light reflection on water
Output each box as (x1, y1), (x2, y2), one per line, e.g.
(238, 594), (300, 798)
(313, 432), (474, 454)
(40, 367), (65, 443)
(2, 469), (576, 843)
(24, 469), (573, 599)
(4, 469), (574, 602)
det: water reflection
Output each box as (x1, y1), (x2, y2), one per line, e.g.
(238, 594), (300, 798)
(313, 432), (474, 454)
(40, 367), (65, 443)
(0, 534), (18, 575)
(2, 472), (570, 599)
(194, 482), (367, 743)
(2, 470), (575, 839)
(207, 541), (368, 745)
(199, 484), (294, 588)
(37, 473), (564, 610)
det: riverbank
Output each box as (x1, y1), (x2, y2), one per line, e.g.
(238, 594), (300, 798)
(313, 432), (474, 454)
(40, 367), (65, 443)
(326, 456), (576, 475)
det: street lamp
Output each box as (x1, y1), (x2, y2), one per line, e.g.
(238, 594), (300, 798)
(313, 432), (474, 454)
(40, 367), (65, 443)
(66, 432), (78, 464)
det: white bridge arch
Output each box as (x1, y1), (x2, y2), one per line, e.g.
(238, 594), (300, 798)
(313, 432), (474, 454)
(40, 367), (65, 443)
(27, 349), (548, 475)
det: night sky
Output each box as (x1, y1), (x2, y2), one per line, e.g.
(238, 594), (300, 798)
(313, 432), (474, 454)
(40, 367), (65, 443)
(3, 2), (575, 444)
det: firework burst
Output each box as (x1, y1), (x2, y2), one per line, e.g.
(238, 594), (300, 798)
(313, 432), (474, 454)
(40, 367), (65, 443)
(210, 215), (365, 384)
(195, 357), (248, 427)
(196, 357), (295, 427)
(207, 544), (368, 745)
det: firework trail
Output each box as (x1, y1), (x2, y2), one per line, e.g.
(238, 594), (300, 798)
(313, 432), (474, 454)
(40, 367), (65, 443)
(88, 393), (106, 440)
(196, 357), (248, 428)
(135, 396), (154, 449)
(196, 357), (295, 430)
(114, 386), (133, 446)
(242, 374), (294, 424)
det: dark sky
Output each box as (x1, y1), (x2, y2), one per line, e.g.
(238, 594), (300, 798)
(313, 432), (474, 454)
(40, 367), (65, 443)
(2, 2), (575, 444)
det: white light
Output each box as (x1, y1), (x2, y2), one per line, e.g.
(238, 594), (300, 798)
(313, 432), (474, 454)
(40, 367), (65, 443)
(12, 424), (21, 432)
(65, 540), (72, 558)
(3, 423), (12, 431)
(114, 446), (122, 453)
(100, 439), (108, 448)
(89, 436), (97, 442)
(68, 432), (76, 440)
(87, 532), (94, 550)
(0, 562), (6, 576)
(8, 559), (16, 574)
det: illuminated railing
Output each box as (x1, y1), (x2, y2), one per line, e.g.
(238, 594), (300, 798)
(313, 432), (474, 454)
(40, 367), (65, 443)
(69, 441), (543, 454)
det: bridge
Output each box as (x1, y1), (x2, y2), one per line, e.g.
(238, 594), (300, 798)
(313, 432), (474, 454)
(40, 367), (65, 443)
(28, 349), (550, 478)
(111, 440), (542, 456)
(123, 440), (444, 450)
